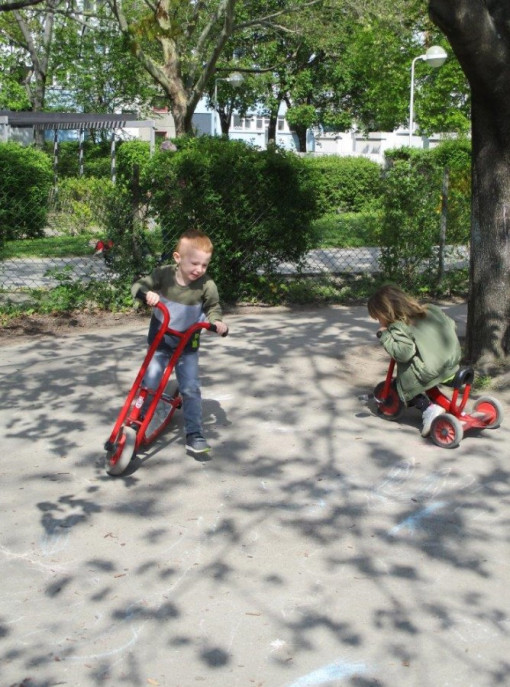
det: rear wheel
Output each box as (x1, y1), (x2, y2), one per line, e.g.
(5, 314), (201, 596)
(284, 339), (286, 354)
(472, 396), (503, 429)
(430, 413), (463, 449)
(105, 426), (137, 476)
(374, 381), (404, 420)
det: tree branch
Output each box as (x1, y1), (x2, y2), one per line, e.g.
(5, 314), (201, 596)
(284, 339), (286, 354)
(0, 0), (46, 10)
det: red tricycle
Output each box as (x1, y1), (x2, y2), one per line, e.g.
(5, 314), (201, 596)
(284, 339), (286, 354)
(373, 358), (503, 448)
(104, 302), (225, 475)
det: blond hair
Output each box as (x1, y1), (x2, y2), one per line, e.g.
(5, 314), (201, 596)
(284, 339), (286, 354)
(175, 229), (213, 255)
(367, 284), (427, 325)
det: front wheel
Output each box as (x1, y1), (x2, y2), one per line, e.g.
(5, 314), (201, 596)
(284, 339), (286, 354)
(472, 396), (503, 429)
(144, 391), (181, 443)
(373, 381), (404, 420)
(430, 413), (463, 449)
(105, 426), (137, 476)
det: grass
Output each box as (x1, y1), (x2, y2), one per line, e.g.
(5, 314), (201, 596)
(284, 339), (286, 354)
(2, 213), (380, 258)
(473, 375), (493, 392)
(312, 211), (381, 248)
(2, 234), (100, 259)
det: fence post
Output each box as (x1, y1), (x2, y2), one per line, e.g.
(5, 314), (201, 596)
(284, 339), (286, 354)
(438, 165), (449, 286)
(79, 128), (84, 177)
(53, 130), (59, 188)
(0, 115), (8, 142)
(111, 131), (117, 184)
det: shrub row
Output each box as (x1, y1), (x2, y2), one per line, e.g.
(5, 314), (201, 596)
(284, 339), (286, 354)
(1, 137), (472, 300)
(0, 142), (53, 244)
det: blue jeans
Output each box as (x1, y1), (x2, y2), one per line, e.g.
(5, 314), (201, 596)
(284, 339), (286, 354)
(143, 348), (202, 436)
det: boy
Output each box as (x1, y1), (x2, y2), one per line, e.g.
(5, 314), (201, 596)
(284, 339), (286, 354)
(131, 229), (227, 455)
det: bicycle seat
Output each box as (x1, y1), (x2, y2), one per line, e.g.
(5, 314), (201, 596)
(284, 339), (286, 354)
(443, 366), (474, 389)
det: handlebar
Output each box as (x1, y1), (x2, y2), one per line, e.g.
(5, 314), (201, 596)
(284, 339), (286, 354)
(208, 322), (229, 337)
(135, 290), (228, 337)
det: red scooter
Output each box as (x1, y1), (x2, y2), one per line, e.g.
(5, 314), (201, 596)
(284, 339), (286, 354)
(104, 302), (226, 475)
(373, 358), (503, 448)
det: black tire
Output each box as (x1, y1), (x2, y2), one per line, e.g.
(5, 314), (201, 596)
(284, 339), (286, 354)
(374, 381), (404, 420)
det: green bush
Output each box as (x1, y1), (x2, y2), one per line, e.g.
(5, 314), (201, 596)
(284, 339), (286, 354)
(49, 177), (115, 235)
(116, 140), (152, 187)
(100, 183), (160, 282)
(44, 140), (111, 179)
(303, 155), (383, 214)
(0, 142), (53, 243)
(380, 142), (471, 289)
(379, 149), (444, 287)
(430, 138), (471, 245)
(84, 156), (111, 179)
(142, 137), (320, 302)
(385, 141), (471, 246)
(42, 138), (152, 184)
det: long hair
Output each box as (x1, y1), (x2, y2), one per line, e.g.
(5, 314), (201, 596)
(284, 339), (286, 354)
(367, 284), (427, 325)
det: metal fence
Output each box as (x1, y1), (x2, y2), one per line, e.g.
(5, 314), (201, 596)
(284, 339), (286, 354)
(0, 185), (469, 304)
(0, 248), (385, 290)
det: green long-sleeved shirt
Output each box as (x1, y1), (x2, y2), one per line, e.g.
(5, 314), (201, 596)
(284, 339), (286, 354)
(132, 264), (222, 351)
(378, 304), (462, 402)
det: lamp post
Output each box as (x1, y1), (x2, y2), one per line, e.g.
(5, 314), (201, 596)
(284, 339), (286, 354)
(409, 46), (447, 147)
(213, 71), (244, 136)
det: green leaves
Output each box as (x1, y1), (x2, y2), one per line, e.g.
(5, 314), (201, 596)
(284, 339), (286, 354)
(143, 137), (320, 301)
(379, 142), (471, 288)
(0, 143), (53, 241)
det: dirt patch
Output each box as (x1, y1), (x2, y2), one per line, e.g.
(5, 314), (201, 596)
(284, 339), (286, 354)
(0, 303), (289, 346)
(0, 310), (149, 346)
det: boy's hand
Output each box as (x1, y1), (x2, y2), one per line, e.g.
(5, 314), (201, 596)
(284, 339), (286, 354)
(146, 291), (160, 306)
(213, 320), (228, 336)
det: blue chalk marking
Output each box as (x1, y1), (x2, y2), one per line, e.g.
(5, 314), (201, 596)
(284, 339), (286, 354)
(287, 659), (368, 687)
(389, 501), (446, 536)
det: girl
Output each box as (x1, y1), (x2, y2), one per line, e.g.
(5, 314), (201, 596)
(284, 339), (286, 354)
(368, 284), (462, 437)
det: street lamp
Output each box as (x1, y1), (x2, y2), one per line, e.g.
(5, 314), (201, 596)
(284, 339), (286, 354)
(409, 46), (447, 146)
(213, 71), (244, 136)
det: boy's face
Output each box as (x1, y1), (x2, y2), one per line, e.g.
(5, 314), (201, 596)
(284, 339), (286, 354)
(173, 245), (212, 285)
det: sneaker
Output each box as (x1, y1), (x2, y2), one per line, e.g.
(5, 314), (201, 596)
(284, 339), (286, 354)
(185, 433), (211, 454)
(421, 403), (444, 437)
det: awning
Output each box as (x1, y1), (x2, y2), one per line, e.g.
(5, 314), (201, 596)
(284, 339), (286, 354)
(0, 111), (155, 130)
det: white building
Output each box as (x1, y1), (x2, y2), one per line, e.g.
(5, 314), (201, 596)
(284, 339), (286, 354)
(191, 98), (448, 164)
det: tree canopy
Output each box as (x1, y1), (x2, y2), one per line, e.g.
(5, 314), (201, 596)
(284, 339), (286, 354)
(1, 0), (470, 142)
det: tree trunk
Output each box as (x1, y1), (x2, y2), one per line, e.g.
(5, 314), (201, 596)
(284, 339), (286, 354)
(266, 100), (281, 146)
(469, 96), (510, 365)
(14, 1), (56, 146)
(288, 123), (307, 153)
(429, 0), (510, 367)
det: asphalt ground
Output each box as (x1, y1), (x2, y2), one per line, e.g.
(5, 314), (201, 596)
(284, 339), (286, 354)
(1, 303), (509, 687)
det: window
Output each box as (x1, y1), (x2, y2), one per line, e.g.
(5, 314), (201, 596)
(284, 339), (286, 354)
(231, 115), (271, 131)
